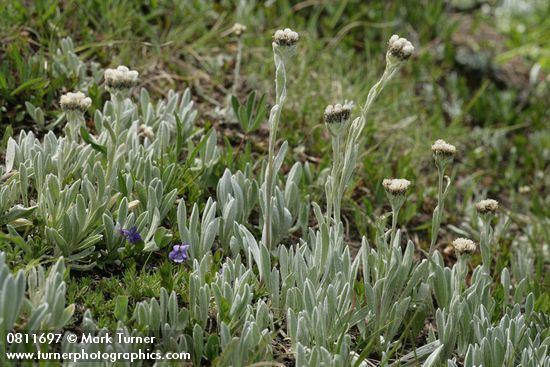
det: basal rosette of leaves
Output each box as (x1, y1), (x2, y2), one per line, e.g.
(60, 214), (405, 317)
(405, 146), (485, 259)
(0, 29), (548, 367)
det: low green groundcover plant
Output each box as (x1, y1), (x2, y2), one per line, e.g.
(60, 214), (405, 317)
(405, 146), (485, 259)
(0, 28), (548, 367)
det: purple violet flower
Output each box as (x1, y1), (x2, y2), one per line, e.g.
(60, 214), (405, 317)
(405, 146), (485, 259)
(169, 244), (190, 263)
(119, 226), (142, 244)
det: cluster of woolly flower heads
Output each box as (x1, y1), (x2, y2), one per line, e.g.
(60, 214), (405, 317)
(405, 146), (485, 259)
(138, 124), (155, 140)
(431, 139), (456, 158)
(388, 34), (414, 60)
(273, 28), (299, 47)
(475, 199), (499, 215)
(60, 91), (92, 112)
(231, 23), (246, 37)
(104, 65), (139, 90)
(324, 103), (352, 124)
(452, 238), (477, 255)
(383, 178), (411, 195)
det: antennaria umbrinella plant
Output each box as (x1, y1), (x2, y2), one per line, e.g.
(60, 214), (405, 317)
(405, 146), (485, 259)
(261, 28), (299, 250)
(0, 19), (547, 367)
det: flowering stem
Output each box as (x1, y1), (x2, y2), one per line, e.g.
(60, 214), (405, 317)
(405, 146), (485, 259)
(232, 38), (243, 96)
(360, 66), (395, 126)
(65, 113), (84, 142)
(352, 62), (399, 142)
(331, 63), (401, 228)
(110, 92), (125, 135)
(264, 45), (287, 249)
(480, 217), (492, 274)
(429, 164), (446, 256)
(388, 203), (401, 264)
(327, 133), (343, 225)
(453, 255), (468, 296)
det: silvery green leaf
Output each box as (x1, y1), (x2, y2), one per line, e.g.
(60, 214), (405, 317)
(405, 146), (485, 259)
(259, 243), (271, 283)
(1, 204), (36, 226)
(177, 198), (187, 235)
(75, 194), (86, 224)
(25, 101), (37, 120)
(46, 227), (69, 256)
(202, 219), (219, 253)
(26, 303), (49, 331)
(5, 138), (17, 173)
(272, 140), (288, 183)
(0, 270), (25, 331)
(312, 202), (325, 228)
(237, 224), (261, 276)
(160, 189), (177, 219)
(219, 196), (237, 247)
(144, 207), (160, 244)
(149, 298), (161, 330)
(524, 292), (534, 319)
(514, 278), (528, 303)
(423, 344), (444, 367)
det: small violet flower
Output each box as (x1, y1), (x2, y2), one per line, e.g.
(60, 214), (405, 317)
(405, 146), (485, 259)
(169, 244), (190, 264)
(119, 226), (142, 244)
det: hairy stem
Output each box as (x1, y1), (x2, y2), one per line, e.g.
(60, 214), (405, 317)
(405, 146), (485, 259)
(232, 38), (243, 96)
(326, 133), (342, 225)
(330, 63), (400, 227)
(480, 217), (492, 274)
(429, 165), (445, 256)
(65, 113), (84, 142)
(264, 46), (287, 249)
(388, 203), (401, 266)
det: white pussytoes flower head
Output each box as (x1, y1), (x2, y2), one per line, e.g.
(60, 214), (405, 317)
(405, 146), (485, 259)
(452, 238), (477, 255)
(475, 199), (499, 215)
(60, 91), (92, 112)
(231, 23), (247, 37)
(431, 139), (456, 169)
(387, 34), (414, 60)
(324, 103), (352, 124)
(138, 124), (155, 140)
(104, 65), (139, 90)
(431, 139), (456, 157)
(383, 178), (411, 195)
(273, 28), (299, 47)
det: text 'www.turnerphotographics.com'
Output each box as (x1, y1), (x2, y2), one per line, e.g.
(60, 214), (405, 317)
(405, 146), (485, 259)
(4, 332), (191, 363)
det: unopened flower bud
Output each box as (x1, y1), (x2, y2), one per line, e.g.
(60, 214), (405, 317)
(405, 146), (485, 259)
(452, 237), (477, 255)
